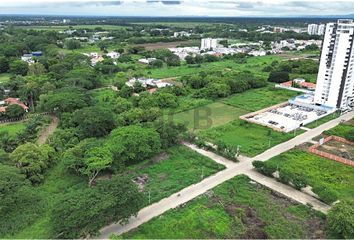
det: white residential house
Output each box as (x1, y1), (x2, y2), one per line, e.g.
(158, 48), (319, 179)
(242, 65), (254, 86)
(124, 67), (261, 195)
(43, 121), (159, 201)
(106, 51), (120, 59)
(314, 19), (354, 109)
(138, 58), (157, 65)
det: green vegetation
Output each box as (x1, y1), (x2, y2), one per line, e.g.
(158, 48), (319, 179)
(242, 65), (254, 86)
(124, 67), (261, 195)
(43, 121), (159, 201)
(15, 25), (129, 31)
(305, 111), (341, 129)
(198, 119), (298, 157)
(169, 102), (248, 130)
(259, 149), (354, 203)
(123, 175), (326, 239)
(0, 122), (26, 136)
(0, 73), (11, 83)
(126, 145), (225, 204)
(223, 86), (299, 112)
(8, 145), (223, 238)
(323, 121), (354, 141)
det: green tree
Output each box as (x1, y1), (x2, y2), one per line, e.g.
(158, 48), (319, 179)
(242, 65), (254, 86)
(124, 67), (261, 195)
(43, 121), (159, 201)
(65, 39), (81, 50)
(10, 143), (55, 184)
(268, 71), (290, 83)
(9, 60), (29, 76)
(38, 88), (89, 113)
(5, 104), (25, 119)
(106, 125), (161, 167)
(83, 147), (113, 186)
(327, 200), (354, 239)
(51, 175), (143, 238)
(71, 106), (116, 138)
(0, 57), (9, 73)
(27, 62), (46, 76)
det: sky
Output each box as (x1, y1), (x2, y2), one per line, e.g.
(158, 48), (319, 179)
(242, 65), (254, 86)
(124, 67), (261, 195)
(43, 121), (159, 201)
(1, 0), (354, 17)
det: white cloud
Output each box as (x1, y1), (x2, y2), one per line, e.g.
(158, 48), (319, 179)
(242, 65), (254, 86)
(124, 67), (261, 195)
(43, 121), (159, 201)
(0, 0), (354, 16)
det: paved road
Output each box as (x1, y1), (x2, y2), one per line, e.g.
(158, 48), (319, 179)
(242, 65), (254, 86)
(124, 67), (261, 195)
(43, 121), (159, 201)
(98, 111), (353, 239)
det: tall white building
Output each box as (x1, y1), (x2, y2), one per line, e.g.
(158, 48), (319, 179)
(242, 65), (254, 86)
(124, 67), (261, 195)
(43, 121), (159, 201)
(307, 23), (326, 35)
(317, 24), (326, 35)
(308, 24), (318, 35)
(314, 19), (354, 109)
(201, 38), (217, 50)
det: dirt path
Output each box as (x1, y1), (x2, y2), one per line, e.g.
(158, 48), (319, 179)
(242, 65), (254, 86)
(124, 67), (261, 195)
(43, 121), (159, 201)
(37, 115), (59, 145)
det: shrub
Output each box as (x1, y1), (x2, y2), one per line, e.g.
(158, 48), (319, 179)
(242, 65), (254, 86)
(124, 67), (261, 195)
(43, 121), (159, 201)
(313, 186), (338, 204)
(327, 200), (354, 239)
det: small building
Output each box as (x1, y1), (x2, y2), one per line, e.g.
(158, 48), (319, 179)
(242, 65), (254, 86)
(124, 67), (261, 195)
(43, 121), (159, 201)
(138, 58), (157, 65)
(0, 98), (29, 113)
(106, 51), (120, 59)
(31, 51), (42, 57)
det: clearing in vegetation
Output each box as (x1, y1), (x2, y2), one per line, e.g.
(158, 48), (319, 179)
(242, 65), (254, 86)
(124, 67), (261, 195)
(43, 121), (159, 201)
(123, 175), (326, 239)
(169, 102), (248, 131)
(222, 86), (300, 112)
(198, 119), (298, 157)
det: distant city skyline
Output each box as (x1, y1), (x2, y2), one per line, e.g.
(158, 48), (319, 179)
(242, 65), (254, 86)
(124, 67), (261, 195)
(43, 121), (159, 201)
(1, 0), (354, 17)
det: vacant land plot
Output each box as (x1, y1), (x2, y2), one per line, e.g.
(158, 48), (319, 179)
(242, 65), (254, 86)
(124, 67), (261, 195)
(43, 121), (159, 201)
(123, 175), (326, 239)
(135, 40), (199, 50)
(317, 139), (354, 161)
(0, 122), (26, 136)
(198, 119), (298, 157)
(145, 55), (281, 79)
(223, 87), (299, 112)
(126, 145), (225, 204)
(169, 102), (248, 130)
(9, 145), (223, 238)
(263, 149), (354, 202)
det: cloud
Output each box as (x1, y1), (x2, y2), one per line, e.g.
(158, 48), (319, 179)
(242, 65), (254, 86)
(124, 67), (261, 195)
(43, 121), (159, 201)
(146, 0), (182, 5)
(0, 0), (354, 16)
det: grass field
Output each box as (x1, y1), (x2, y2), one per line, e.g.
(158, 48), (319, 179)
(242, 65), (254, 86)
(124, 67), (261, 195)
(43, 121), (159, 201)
(223, 86), (300, 112)
(198, 119), (299, 157)
(263, 149), (354, 202)
(123, 175), (326, 239)
(144, 55), (281, 79)
(0, 122), (26, 136)
(323, 120), (354, 140)
(126, 145), (225, 204)
(168, 102), (248, 131)
(0, 73), (11, 84)
(9, 145), (224, 238)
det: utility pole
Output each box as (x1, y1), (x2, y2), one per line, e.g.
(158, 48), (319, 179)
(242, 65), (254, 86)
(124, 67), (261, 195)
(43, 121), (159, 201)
(201, 167), (204, 179)
(268, 138), (271, 148)
(148, 190), (151, 204)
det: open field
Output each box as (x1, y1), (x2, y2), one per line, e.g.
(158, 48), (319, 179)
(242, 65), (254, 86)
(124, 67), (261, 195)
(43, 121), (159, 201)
(0, 122), (26, 136)
(8, 145), (224, 238)
(135, 40), (199, 50)
(126, 145), (225, 204)
(123, 175), (326, 239)
(15, 25), (128, 31)
(0, 73), (11, 84)
(198, 119), (299, 157)
(262, 149), (354, 203)
(223, 86), (300, 112)
(144, 55), (282, 79)
(169, 102), (248, 131)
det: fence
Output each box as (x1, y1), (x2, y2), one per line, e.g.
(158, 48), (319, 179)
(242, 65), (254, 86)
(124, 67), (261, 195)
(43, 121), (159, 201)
(308, 135), (354, 167)
(0, 112), (49, 125)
